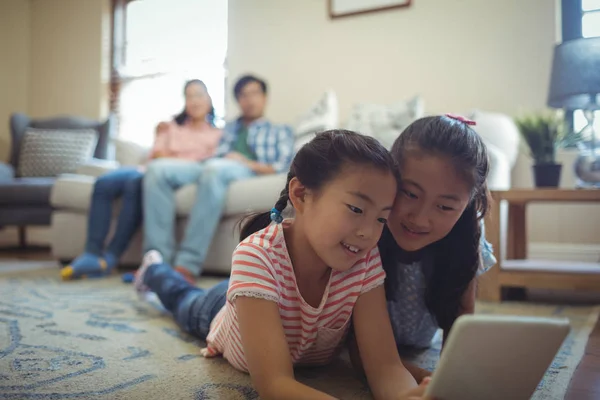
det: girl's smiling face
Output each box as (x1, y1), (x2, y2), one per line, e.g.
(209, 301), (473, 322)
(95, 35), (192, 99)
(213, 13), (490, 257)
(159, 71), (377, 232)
(292, 163), (397, 272)
(387, 152), (472, 252)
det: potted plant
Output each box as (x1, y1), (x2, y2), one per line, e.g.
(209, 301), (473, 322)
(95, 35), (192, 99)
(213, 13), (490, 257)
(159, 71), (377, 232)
(515, 112), (565, 188)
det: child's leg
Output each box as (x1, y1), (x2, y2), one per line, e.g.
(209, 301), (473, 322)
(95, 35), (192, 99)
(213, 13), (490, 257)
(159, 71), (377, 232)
(173, 279), (229, 339)
(137, 252), (228, 339)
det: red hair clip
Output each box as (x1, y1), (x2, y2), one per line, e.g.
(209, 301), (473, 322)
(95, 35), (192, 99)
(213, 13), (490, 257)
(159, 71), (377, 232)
(445, 113), (476, 126)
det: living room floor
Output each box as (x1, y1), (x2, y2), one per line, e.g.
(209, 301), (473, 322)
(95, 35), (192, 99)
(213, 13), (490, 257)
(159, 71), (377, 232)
(1, 249), (599, 399)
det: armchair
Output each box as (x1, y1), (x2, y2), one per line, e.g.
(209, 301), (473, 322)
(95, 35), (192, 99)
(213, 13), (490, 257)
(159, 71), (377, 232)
(0, 113), (113, 248)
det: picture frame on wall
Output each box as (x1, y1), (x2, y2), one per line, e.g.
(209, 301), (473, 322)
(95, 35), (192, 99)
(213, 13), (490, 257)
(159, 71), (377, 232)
(329, 0), (412, 19)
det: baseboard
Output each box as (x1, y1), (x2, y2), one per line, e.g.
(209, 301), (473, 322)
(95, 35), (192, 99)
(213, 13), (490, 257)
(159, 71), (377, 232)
(528, 242), (600, 263)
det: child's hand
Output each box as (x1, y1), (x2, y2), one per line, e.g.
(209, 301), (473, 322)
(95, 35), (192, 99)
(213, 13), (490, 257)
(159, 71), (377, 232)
(398, 377), (437, 400)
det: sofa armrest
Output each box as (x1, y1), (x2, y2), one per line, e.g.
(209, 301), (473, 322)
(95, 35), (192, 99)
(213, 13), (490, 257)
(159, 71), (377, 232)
(486, 143), (511, 191)
(0, 162), (15, 182)
(75, 158), (120, 177)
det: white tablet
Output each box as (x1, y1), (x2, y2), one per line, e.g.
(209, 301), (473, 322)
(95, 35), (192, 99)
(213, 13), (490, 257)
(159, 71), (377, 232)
(424, 314), (570, 400)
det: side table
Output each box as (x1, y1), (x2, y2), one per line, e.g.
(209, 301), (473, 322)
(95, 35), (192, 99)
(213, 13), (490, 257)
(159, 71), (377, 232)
(477, 189), (600, 302)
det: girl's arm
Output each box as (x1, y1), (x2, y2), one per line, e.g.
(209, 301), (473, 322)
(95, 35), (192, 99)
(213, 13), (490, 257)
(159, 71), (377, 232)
(236, 297), (337, 400)
(353, 285), (431, 400)
(348, 333), (432, 384)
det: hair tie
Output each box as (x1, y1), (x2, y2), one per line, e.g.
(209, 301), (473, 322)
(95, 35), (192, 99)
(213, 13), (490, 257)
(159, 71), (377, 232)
(445, 113), (476, 126)
(270, 207), (283, 224)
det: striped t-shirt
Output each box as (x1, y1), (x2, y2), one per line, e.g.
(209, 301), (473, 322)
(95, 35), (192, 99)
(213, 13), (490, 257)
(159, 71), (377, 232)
(203, 220), (386, 372)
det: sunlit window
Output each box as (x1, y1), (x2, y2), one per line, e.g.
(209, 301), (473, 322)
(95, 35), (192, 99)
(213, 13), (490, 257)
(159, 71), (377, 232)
(116, 0), (227, 147)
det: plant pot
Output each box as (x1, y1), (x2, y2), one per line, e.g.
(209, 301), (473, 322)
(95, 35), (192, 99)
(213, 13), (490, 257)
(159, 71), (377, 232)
(532, 164), (562, 188)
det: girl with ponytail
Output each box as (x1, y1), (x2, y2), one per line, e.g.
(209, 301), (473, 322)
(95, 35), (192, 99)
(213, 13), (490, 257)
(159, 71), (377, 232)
(349, 114), (497, 383)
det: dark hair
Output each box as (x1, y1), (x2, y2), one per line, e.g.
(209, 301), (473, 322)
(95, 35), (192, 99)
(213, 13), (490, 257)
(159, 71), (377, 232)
(379, 115), (490, 332)
(233, 75), (268, 100)
(174, 79), (216, 126)
(239, 129), (397, 242)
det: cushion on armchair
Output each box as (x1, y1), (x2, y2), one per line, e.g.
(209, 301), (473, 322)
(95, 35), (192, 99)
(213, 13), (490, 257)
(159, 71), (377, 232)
(345, 95), (424, 149)
(293, 91), (339, 152)
(16, 128), (98, 178)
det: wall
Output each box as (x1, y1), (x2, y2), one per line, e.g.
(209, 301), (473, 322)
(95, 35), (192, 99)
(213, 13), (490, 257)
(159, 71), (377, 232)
(0, 0), (31, 162)
(227, 0), (557, 124)
(29, 0), (110, 119)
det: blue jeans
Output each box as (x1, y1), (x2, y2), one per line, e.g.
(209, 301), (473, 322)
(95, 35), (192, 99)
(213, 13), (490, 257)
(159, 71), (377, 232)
(86, 167), (143, 257)
(144, 262), (229, 339)
(143, 158), (255, 275)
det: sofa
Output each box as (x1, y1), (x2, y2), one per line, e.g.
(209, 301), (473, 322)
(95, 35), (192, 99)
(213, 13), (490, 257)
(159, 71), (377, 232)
(49, 95), (520, 275)
(0, 113), (113, 247)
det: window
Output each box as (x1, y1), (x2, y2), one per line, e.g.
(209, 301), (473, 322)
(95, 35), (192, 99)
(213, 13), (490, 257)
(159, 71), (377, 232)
(582, 0), (600, 38)
(111, 0), (228, 147)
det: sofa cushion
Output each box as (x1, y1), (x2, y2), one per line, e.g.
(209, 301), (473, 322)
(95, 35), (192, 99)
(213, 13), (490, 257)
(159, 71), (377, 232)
(294, 91), (339, 152)
(0, 177), (54, 206)
(50, 174), (95, 211)
(175, 173), (287, 217)
(52, 172), (288, 218)
(17, 128), (98, 177)
(345, 96), (424, 149)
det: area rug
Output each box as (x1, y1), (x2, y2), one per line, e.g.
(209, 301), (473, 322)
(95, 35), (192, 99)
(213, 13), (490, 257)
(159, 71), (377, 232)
(0, 266), (598, 400)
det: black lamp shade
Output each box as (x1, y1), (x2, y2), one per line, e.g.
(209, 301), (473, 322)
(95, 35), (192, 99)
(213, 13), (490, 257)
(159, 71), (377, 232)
(547, 37), (600, 110)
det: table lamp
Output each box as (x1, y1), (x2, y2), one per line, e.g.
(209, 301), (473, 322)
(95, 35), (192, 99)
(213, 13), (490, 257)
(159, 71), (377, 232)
(547, 37), (600, 188)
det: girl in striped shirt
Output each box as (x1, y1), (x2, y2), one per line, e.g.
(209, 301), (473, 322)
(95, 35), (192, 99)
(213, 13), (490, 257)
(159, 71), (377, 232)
(134, 130), (433, 399)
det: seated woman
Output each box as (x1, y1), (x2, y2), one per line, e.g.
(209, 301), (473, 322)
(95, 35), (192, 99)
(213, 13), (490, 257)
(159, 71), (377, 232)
(61, 79), (222, 280)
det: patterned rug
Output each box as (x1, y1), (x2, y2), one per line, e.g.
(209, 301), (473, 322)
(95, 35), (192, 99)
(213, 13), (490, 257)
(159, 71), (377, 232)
(0, 265), (598, 400)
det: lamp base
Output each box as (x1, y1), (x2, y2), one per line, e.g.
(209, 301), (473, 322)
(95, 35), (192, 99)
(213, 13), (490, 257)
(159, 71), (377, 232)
(574, 150), (600, 188)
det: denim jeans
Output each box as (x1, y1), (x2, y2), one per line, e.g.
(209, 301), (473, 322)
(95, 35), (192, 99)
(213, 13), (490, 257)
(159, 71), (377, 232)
(143, 158), (206, 265)
(86, 167), (144, 257)
(143, 158), (255, 275)
(144, 262), (229, 339)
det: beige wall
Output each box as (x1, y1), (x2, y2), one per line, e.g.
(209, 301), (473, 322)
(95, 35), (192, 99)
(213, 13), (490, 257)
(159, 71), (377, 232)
(0, 0), (109, 162)
(227, 0), (557, 124)
(0, 0), (31, 162)
(29, 0), (110, 119)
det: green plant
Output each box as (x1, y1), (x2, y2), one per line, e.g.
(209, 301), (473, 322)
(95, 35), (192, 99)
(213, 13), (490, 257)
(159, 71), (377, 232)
(514, 112), (566, 165)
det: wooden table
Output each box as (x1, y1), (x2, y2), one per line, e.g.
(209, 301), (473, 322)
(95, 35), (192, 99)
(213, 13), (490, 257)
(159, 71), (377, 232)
(477, 189), (600, 302)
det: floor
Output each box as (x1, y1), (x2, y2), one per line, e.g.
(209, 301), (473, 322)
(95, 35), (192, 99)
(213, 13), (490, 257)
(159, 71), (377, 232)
(2, 248), (599, 399)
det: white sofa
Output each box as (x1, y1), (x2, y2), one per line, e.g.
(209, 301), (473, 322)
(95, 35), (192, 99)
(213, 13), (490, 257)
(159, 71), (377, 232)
(49, 101), (520, 275)
(50, 153), (286, 274)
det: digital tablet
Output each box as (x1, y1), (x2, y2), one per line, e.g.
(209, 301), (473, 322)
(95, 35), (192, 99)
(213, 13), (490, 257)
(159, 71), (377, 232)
(424, 314), (570, 400)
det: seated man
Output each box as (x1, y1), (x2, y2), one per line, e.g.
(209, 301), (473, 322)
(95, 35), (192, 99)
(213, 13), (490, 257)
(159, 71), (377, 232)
(142, 75), (295, 282)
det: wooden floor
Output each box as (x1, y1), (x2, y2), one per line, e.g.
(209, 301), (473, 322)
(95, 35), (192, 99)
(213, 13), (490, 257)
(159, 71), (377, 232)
(566, 316), (600, 399)
(1, 249), (599, 398)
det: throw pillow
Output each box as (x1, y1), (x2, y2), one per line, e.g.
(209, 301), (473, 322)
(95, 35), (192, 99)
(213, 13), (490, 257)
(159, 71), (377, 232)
(345, 96), (424, 149)
(294, 90), (339, 152)
(17, 128), (98, 177)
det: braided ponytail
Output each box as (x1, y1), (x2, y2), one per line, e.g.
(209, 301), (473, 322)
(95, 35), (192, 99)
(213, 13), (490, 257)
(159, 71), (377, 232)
(239, 171), (293, 241)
